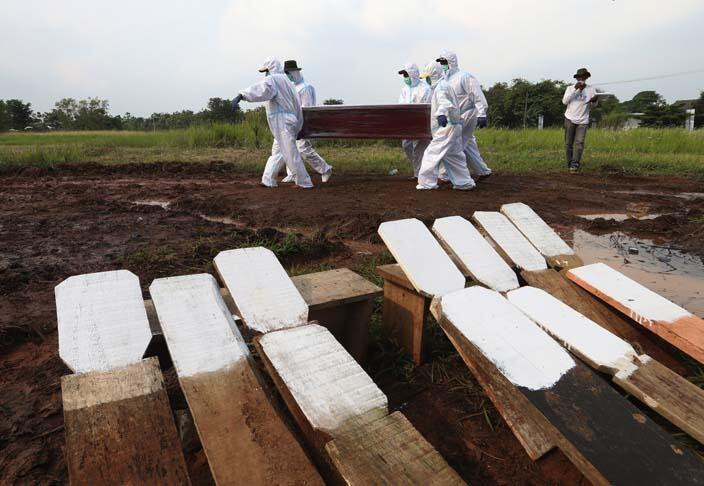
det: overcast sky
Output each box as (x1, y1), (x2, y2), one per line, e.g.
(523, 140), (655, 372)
(2, 0), (703, 116)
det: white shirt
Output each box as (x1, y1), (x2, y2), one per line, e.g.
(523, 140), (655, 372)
(563, 84), (597, 125)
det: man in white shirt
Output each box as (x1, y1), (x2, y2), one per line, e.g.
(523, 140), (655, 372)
(562, 67), (597, 173)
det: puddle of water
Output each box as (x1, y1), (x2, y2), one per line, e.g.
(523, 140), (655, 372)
(133, 200), (171, 210)
(573, 229), (704, 316)
(577, 213), (661, 222)
(614, 190), (704, 200)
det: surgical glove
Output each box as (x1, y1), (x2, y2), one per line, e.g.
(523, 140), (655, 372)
(437, 115), (448, 127)
(231, 94), (243, 111)
(477, 116), (487, 128)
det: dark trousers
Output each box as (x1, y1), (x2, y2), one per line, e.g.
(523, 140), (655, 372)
(564, 118), (588, 168)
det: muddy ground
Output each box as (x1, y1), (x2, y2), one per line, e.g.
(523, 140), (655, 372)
(1, 162), (704, 484)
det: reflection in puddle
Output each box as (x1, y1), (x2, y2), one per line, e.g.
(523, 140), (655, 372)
(573, 230), (704, 316)
(133, 200), (171, 210)
(577, 213), (661, 222)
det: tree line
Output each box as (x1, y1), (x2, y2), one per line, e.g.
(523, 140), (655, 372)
(1, 84), (702, 132)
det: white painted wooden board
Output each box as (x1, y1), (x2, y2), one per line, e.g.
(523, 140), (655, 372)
(214, 247), (308, 333)
(500, 203), (574, 258)
(56, 270), (152, 373)
(149, 274), (250, 377)
(258, 324), (388, 433)
(435, 287), (575, 390)
(378, 218), (465, 297)
(507, 286), (639, 374)
(472, 211), (547, 272)
(432, 216), (519, 293)
(567, 263), (691, 325)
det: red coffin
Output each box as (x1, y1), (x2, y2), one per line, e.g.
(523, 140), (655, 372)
(300, 104), (431, 140)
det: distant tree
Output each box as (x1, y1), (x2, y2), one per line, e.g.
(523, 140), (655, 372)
(206, 97), (240, 122)
(639, 103), (687, 128)
(323, 99), (343, 105)
(590, 94), (621, 125)
(485, 79), (568, 128)
(693, 91), (704, 128)
(2, 99), (35, 129)
(0, 100), (9, 131)
(624, 91), (665, 113)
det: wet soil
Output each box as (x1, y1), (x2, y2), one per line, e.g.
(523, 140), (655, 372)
(1, 162), (703, 484)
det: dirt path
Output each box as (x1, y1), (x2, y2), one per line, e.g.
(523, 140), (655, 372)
(1, 163), (703, 484)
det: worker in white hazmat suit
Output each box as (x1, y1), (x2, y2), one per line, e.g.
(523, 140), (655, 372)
(277, 60), (333, 184)
(416, 61), (475, 191)
(436, 51), (492, 180)
(232, 57), (313, 188)
(398, 63), (432, 178)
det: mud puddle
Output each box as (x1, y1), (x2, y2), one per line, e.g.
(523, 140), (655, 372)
(573, 229), (704, 316)
(577, 213), (662, 222)
(614, 190), (704, 201)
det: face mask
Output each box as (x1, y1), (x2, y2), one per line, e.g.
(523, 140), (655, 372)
(425, 77), (432, 86)
(403, 78), (412, 86)
(441, 65), (449, 73)
(264, 71), (270, 77)
(286, 73), (294, 82)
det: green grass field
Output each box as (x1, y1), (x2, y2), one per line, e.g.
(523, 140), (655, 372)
(1, 125), (703, 177)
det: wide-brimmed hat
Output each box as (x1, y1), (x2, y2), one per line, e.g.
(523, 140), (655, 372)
(284, 60), (302, 72)
(573, 68), (591, 79)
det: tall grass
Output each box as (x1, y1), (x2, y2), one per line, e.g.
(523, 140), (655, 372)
(1, 125), (703, 177)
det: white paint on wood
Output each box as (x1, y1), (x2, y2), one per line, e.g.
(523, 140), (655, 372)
(258, 324), (388, 432)
(568, 263), (691, 325)
(55, 270), (152, 373)
(378, 218), (465, 297)
(432, 216), (519, 293)
(62, 358), (164, 411)
(438, 286), (575, 390)
(472, 211), (547, 272)
(500, 203), (574, 257)
(507, 286), (638, 373)
(214, 247), (308, 333)
(149, 274), (250, 377)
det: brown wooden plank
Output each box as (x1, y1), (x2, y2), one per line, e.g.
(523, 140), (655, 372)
(382, 277), (429, 365)
(567, 263), (704, 365)
(309, 299), (373, 365)
(325, 411), (465, 485)
(429, 299), (558, 462)
(377, 263), (415, 290)
(151, 274), (323, 486)
(615, 356), (704, 446)
(300, 104), (431, 140)
(434, 289), (704, 485)
(521, 268), (687, 374)
(292, 268), (382, 310)
(62, 358), (190, 486)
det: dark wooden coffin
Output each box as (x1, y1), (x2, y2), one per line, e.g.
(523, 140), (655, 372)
(300, 104), (431, 140)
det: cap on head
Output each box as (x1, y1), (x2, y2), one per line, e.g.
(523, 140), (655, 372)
(398, 69), (409, 77)
(573, 67), (591, 79)
(284, 59), (301, 72)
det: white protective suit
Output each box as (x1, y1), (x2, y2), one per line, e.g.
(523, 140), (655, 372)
(416, 61), (475, 191)
(238, 57), (313, 188)
(278, 70), (333, 183)
(440, 50), (492, 178)
(398, 63), (432, 178)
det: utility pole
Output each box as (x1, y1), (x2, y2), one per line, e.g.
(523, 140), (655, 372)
(686, 109), (695, 131)
(538, 114), (544, 130)
(523, 90), (529, 129)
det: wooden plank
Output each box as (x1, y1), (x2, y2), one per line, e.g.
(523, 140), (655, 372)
(567, 262), (704, 365)
(472, 211), (547, 272)
(214, 247), (308, 333)
(521, 268), (686, 374)
(507, 286), (639, 374)
(300, 104), (431, 140)
(432, 215), (519, 292)
(507, 286), (704, 445)
(614, 356), (704, 446)
(325, 411), (465, 485)
(55, 270), (152, 373)
(433, 286), (704, 484)
(500, 202), (583, 270)
(381, 276), (430, 365)
(292, 268), (382, 310)
(150, 274), (322, 486)
(378, 218), (465, 298)
(62, 357), (190, 485)
(255, 324), (388, 451)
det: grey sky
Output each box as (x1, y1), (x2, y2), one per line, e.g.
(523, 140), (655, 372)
(2, 0), (703, 116)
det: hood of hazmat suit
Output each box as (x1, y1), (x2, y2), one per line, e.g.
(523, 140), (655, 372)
(422, 60), (461, 133)
(398, 62), (431, 104)
(239, 57), (304, 129)
(437, 50), (488, 122)
(422, 61), (444, 91)
(287, 69), (317, 108)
